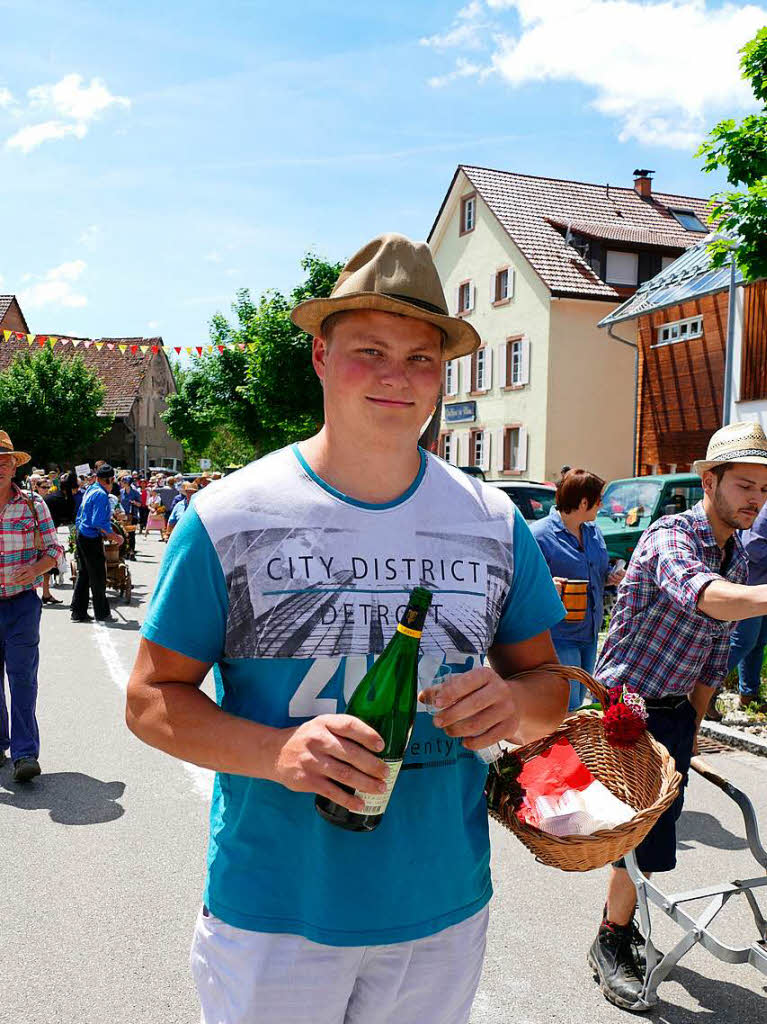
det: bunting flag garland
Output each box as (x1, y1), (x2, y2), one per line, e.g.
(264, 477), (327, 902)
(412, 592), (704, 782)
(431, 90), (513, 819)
(0, 328), (258, 358)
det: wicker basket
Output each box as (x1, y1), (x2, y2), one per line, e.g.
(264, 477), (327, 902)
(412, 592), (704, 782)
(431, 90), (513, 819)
(487, 664), (683, 872)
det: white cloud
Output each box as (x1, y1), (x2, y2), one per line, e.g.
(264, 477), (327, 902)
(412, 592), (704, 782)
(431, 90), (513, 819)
(423, 0), (767, 148)
(420, 0), (488, 50)
(79, 224), (103, 248)
(28, 73), (129, 122)
(4, 74), (130, 153)
(147, 320), (160, 330)
(428, 58), (485, 89)
(7, 120), (87, 153)
(19, 260), (88, 310)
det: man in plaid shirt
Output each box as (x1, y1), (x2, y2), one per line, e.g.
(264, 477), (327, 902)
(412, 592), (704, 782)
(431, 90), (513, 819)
(0, 432), (63, 783)
(588, 422), (767, 1012)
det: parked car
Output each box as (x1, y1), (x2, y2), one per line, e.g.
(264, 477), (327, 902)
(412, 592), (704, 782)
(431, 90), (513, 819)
(459, 465), (486, 481)
(488, 480), (557, 523)
(596, 473), (703, 563)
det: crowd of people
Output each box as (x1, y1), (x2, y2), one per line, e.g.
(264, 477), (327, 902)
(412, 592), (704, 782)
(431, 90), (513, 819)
(2, 232), (767, 1022)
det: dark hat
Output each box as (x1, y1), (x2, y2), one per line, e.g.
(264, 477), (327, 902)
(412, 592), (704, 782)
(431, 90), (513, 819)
(96, 464), (115, 480)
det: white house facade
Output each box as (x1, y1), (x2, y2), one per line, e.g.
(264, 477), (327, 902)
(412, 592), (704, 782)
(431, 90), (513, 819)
(428, 166), (712, 484)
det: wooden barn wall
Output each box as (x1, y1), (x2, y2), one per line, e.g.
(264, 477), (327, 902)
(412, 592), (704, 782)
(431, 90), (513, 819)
(741, 279), (767, 401)
(636, 291), (728, 474)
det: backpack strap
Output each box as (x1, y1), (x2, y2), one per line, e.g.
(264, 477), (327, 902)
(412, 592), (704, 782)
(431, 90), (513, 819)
(22, 494), (45, 552)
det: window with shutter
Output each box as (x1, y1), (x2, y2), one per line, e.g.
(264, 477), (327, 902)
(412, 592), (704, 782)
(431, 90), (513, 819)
(475, 348), (486, 391)
(457, 281), (473, 314)
(493, 267), (509, 303)
(470, 429), (484, 468)
(444, 359), (458, 396)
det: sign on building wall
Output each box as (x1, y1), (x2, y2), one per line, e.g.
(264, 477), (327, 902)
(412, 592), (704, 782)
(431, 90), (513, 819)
(444, 401), (476, 424)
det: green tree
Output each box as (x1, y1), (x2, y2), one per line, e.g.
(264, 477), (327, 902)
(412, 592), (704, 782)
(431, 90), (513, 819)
(164, 252), (343, 458)
(0, 346), (111, 467)
(697, 28), (767, 278)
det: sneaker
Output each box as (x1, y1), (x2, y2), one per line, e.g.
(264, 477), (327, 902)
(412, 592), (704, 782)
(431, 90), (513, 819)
(13, 756), (41, 782)
(70, 613), (94, 622)
(588, 921), (647, 1012)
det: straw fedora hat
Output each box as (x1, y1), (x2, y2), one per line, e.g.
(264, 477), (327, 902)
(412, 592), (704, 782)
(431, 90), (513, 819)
(181, 480), (198, 493)
(0, 430), (30, 466)
(693, 421), (767, 475)
(291, 233), (480, 360)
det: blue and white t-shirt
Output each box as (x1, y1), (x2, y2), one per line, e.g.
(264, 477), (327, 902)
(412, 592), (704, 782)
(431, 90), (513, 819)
(141, 444), (564, 946)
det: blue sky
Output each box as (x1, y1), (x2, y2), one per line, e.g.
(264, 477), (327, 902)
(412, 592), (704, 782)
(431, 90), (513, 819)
(1, 0), (764, 348)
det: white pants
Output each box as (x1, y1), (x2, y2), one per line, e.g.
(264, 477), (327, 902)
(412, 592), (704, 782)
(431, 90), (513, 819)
(190, 904), (489, 1024)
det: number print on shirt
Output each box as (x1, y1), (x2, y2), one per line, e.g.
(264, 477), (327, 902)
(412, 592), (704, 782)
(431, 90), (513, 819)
(289, 651), (477, 719)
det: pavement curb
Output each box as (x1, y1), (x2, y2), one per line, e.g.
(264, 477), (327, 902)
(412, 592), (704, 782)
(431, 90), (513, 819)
(700, 720), (767, 758)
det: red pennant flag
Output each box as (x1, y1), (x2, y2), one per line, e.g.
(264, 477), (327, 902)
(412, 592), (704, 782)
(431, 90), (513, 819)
(15, 332), (24, 341)
(39, 336), (48, 344)
(37, 337), (45, 347)
(195, 346), (203, 356)
(151, 345), (159, 355)
(131, 345), (138, 354)
(174, 347), (181, 354)
(218, 345), (224, 353)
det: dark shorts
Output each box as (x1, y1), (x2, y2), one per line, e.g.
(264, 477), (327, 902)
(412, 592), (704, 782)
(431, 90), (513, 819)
(615, 699), (697, 873)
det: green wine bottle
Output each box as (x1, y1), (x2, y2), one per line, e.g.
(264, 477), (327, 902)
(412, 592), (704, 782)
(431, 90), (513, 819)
(316, 587), (432, 832)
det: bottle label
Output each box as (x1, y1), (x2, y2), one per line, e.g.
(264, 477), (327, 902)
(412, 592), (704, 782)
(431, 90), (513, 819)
(354, 759), (403, 816)
(396, 623), (422, 639)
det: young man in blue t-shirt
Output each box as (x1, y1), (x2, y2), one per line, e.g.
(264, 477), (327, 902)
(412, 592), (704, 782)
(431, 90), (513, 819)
(126, 233), (568, 1024)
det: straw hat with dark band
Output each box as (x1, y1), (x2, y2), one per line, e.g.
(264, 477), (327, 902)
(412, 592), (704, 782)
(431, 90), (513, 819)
(693, 421), (767, 474)
(291, 233), (480, 361)
(0, 430), (30, 466)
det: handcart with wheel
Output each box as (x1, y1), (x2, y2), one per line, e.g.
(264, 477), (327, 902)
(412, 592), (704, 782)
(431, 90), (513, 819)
(70, 535), (132, 604)
(625, 755), (767, 1010)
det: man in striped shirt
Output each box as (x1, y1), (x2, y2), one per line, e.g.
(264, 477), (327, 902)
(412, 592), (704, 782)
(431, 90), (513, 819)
(0, 432), (63, 782)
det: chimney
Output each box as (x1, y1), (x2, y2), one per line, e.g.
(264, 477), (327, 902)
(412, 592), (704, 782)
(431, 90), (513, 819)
(633, 168), (654, 199)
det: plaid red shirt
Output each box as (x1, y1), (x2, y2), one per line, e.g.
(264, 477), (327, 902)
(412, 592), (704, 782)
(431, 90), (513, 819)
(0, 484), (64, 598)
(596, 502), (747, 698)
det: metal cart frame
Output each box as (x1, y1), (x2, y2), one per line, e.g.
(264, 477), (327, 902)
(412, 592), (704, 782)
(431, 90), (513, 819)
(625, 755), (767, 1010)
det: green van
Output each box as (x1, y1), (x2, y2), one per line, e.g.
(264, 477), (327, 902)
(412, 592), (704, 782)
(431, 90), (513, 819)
(596, 473), (704, 563)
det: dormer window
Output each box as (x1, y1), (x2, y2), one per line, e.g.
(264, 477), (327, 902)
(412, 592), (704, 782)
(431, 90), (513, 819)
(460, 194), (476, 235)
(606, 250), (639, 286)
(669, 209), (707, 232)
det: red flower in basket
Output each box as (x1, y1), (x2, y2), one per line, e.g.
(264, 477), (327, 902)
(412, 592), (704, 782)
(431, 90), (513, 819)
(602, 686), (648, 748)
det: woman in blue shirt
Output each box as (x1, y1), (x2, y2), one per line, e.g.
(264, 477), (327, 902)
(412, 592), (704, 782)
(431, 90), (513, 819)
(531, 469), (624, 709)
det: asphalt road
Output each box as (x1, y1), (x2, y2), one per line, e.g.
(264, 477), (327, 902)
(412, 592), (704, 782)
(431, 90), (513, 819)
(2, 533), (766, 1023)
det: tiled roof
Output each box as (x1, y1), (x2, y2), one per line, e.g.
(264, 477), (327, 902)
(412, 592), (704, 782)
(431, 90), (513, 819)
(0, 296), (15, 321)
(545, 217), (701, 250)
(598, 238), (745, 327)
(437, 166), (711, 299)
(0, 335), (166, 417)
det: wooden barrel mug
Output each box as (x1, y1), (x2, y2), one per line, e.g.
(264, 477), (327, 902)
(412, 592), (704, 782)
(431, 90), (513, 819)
(561, 579), (588, 622)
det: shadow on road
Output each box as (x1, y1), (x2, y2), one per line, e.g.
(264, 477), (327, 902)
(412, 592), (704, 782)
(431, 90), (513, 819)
(99, 619), (142, 632)
(649, 963), (767, 1022)
(0, 768), (125, 824)
(677, 810), (748, 852)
